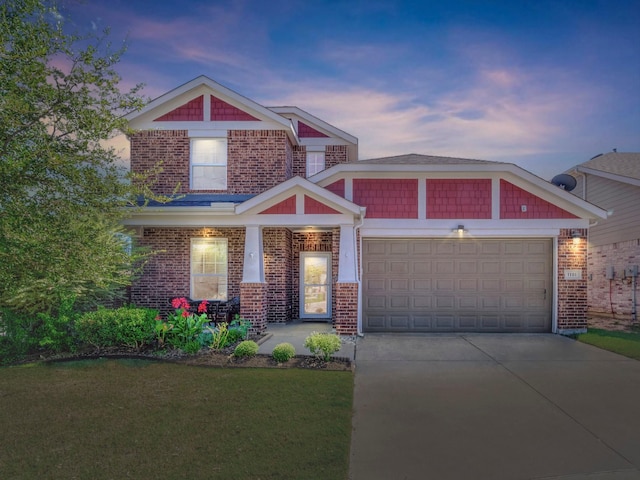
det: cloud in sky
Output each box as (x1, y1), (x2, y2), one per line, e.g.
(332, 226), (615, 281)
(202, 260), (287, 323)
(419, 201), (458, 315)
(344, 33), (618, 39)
(71, 0), (639, 179)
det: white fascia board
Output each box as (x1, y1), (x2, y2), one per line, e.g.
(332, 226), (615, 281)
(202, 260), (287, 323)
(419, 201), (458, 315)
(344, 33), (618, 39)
(122, 211), (355, 228)
(361, 227), (565, 238)
(361, 218), (590, 232)
(268, 106), (358, 145)
(235, 176), (362, 215)
(576, 166), (640, 187)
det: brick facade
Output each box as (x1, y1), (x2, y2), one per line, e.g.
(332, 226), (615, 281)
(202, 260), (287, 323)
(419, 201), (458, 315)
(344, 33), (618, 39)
(240, 282), (268, 333)
(557, 228), (588, 333)
(264, 228), (293, 323)
(131, 227), (245, 317)
(587, 238), (640, 317)
(334, 283), (358, 335)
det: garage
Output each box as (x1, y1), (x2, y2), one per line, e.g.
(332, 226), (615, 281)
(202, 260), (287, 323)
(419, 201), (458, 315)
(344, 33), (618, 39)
(362, 238), (553, 333)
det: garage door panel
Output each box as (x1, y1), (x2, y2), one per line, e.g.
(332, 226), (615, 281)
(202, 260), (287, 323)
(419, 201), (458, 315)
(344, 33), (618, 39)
(363, 238), (552, 333)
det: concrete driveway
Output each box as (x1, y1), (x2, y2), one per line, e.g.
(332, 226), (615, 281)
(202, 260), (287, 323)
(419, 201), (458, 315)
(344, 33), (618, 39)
(349, 334), (640, 480)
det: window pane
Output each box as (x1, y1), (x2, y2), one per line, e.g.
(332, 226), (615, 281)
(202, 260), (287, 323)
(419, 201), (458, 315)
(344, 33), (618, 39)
(192, 166), (227, 190)
(307, 152), (325, 176)
(192, 139), (227, 165)
(191, 239), (228, 300)
(192, 276), (227, 301)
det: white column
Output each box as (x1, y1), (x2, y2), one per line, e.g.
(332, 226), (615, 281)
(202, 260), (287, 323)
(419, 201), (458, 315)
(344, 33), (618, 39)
(242, 226), (265, 283)
(337, 224), (357, 283)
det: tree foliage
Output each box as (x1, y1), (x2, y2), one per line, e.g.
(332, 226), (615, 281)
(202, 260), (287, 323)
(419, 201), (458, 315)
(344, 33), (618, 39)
(0, 0), (153, 313)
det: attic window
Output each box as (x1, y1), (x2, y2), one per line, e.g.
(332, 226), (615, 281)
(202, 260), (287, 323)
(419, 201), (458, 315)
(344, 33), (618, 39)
(191, 138), (227, 190)
(306, 151), (325, 177)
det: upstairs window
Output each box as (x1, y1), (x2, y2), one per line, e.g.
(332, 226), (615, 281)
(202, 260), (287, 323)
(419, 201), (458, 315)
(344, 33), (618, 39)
(306, 151), (325, 177)
(191, 238), (228, 300)
(191, 138), (227, 190)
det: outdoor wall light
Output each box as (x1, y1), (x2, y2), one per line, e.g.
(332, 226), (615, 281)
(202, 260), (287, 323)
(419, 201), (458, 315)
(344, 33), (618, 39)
(452, 225), (467, 235)
(571, 230), (581, 239)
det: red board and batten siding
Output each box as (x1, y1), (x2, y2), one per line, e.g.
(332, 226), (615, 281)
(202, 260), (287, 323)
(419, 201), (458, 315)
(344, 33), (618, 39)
(353, 179), (419, 219)
(501, 180), (577, 219)
(426, 179), (492, 219)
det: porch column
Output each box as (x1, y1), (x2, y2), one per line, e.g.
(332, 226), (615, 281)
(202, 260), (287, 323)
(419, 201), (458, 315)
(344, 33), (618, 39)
(336, 224), (358, 335)
(241, 226), (267, 333)
(557, 228), (588, 334)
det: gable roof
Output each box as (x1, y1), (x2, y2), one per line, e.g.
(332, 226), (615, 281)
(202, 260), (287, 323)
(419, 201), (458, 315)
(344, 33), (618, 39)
(125, 75), (299, 143)
(569, 152), (640, 185)
(268, 106), (358, 146)
(311, 153), (608, 221)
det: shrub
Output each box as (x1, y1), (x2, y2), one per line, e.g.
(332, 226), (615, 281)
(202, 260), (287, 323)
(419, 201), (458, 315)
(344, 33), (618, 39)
(76, 306), (158, 350)
(233, 340), (259, 358)
(304, 332), (342, 361)
(272, 342), (296, 362)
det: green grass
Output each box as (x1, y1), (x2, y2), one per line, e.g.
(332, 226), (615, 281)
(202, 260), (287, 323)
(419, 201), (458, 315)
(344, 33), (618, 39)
(577, 328), (640, 360)
(0, 360), (353, 480)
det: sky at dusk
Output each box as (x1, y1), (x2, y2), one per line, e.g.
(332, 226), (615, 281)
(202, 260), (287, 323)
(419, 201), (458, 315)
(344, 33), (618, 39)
(63, 0), (639, 180)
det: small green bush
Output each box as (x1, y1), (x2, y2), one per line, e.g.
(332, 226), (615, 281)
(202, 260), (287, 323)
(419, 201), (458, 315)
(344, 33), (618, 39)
(272, 342), (296, 362)
(304, 332), (341, 361)
(233, 340), (259, 358)
(76, 306), (158, 350)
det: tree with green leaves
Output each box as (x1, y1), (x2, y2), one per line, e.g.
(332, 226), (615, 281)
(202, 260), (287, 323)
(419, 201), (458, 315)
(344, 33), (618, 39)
(0, 0), (155, 314)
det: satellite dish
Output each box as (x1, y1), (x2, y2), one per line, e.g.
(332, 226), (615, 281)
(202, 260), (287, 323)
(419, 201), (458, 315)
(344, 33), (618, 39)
(551, 174), (577, 192)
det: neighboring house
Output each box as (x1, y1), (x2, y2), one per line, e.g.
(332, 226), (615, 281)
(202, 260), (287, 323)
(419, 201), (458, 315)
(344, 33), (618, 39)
(123, 76), (607, 335)
(565, 152), (640, 321)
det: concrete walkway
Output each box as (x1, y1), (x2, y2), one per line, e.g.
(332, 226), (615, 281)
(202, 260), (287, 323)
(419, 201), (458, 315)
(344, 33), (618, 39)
(349, 334), (640, 480)
(258, 319), (356, 360)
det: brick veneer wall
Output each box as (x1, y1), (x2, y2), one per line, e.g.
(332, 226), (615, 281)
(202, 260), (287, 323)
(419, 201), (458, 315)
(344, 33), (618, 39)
(131, 227), (245, 317)
(557, 228), (588, 333)
(130, 130), (190, 195)
(292, 145), (348, 178)
(353, 179), (418, 218)
(335, 283), (358, 335)
(427, 179), (492, 219)
(264, 228), (293, 323)
(227, 130), (292, 194)
(587, 238), (640, 317)
(240, 282), (268, 333)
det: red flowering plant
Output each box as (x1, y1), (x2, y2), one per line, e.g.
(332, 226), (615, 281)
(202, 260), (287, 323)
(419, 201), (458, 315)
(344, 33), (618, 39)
(162, 297), (210, 353)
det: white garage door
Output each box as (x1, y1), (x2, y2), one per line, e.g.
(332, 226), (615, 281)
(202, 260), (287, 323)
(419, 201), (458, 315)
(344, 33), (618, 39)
(363, 238), (552, 333)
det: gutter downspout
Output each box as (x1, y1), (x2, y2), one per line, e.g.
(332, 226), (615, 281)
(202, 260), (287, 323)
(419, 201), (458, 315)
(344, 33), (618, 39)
(355, 210), (365, 337)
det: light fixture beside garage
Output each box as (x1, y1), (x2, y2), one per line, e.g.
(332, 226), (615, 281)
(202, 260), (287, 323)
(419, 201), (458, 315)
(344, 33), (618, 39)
(453, 224), (467, 236)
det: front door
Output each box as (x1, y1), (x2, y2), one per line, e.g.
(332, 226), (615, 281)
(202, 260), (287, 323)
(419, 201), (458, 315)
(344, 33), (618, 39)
(300, 252), (332, 320)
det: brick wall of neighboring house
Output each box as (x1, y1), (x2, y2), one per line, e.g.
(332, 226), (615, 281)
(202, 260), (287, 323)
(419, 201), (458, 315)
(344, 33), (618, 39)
(501, 180), (578, 219)
(264, 228), (293, 323)
(427, 179), (492, 219)
(227, 130), (292, 194)
(130, 130), (190, 195)
(292, 231), (334, 320)
(557, 228), (588, 332)
(131, 227), (245, 317)
(353, 179), (419, 218)
(587, 238), (640, 317)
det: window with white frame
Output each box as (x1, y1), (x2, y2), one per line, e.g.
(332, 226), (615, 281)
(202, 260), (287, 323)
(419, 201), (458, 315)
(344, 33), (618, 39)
(306, 151), (325, 177)
(191, 238), (228, 300)
(190, 138), (227, 190)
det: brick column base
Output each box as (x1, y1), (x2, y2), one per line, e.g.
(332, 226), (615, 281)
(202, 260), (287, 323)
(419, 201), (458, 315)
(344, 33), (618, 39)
(240, 282), (268, 334)
(335, 282), (358, 335)
(557, 228), (588, 334)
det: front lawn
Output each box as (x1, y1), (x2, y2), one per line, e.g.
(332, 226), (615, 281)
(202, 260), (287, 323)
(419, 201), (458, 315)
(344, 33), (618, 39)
(576, 328), (640, 360)
(0, 360), (353, 480)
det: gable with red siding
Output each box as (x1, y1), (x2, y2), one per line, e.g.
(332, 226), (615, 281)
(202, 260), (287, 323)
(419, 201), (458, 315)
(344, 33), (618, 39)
(427, 179), (492, 219)
(298, 121), (329, 138)
(500, 180), (578, 219)
(304, 195), (341, 214)
(259, 195), (296, 214)
(325, 179), (345, 198)
(353, 179), (418, 218)
(210, 95), (260, 121)
(154, 96), (203, 121)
